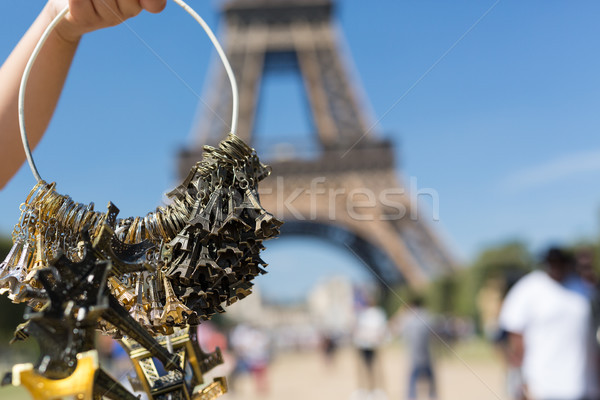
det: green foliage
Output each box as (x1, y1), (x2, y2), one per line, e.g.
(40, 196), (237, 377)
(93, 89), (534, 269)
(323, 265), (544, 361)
(570, 239), (600, 275)
(470, 241), (533, 289)
(383, 284), (420, 315)
(0, 236), (40, 365)
(424, 241), (534, 322)
(0, 236), (27, 338)
(426, 272), (468, 316)
(0, 236), (11, 259)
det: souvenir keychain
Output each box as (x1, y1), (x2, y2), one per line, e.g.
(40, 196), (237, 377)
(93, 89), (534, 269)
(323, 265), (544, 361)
(0, 1), (281, 399)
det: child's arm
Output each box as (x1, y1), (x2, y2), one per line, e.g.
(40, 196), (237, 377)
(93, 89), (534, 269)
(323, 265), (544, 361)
(0, 0), (166, 189)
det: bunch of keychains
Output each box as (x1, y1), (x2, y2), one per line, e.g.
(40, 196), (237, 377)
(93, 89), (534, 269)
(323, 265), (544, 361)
(0, 133), (282, 336)
(0, 1), (281, 397)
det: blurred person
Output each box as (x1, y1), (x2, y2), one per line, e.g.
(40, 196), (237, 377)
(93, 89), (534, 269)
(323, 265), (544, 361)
(396, 296), (437, 400)
(228, 323), (251, 392)
(96, 332), (116, 370)
(574, 248), (600, 394)
(229, 323), (272, 396)
(197, 321), (228, 355)
(321, 331), (339, 367)
(95, 334), (143, 397)
(574, 248), (598, 286)
(476, 277), (505, 340)
(568, 249), (600, 346)
(492, 271), (532, 400)
(352, 296), (388, 397)
(319, 324), (346, 367)
(0, 0), (167, 189)
(494, 328), (526, 400)
(499, 247), (600, 400)
(564, 250), (596, 300)
(96, 333), (132, 378)
(196, 321), (235, 378)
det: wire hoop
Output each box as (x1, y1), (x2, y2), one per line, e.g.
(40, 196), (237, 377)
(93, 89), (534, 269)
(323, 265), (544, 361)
(18, 0), (239, 182)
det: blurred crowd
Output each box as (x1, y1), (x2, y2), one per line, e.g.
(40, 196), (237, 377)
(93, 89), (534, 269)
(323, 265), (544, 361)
(89, 245), (600, 400)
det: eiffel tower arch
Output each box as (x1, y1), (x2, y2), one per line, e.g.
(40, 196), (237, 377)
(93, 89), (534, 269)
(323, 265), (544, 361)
(180, 0), (455, 288)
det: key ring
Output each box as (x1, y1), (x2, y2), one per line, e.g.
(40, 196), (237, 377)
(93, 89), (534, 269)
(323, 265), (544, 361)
(18, 0), (239, 183)
(2, 0), (282, 341)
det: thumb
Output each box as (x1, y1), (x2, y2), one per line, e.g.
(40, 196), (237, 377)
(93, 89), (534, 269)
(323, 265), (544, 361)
(140, 0), (167, 14)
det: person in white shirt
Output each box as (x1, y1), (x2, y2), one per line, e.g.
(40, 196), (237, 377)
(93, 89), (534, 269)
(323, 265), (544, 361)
(353, 301), (388, 394)
(499, 247), (600, 400)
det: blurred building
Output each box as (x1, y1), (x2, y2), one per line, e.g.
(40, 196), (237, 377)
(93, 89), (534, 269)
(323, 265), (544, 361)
(226, 276), (357, 350)
(227, 287), (319, 350)
(307, 275), (355, 338)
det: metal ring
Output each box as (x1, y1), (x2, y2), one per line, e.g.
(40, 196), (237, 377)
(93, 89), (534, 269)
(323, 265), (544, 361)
(18, 0), (239, 183)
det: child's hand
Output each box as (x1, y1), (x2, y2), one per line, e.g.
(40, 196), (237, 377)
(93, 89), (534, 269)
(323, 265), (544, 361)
(48, 0), (167, 43)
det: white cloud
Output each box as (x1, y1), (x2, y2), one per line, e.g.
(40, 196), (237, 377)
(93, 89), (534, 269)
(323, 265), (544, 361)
(500, 149), (600, 192)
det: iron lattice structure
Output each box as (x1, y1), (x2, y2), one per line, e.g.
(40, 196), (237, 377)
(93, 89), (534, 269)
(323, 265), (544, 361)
(181, 0), (454, 287)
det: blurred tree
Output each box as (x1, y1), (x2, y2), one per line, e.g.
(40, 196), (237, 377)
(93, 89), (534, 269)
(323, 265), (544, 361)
(0, 236), (11, 259)
(0, 236), (27, 339)
(426, 273), (465, 315)
(571, 239), (600, 275)
(467, 241), (533, 335)
(384, 285), (420, 316)
(0, 236), (40, 368)
(469, 241), (533, 291)
(424, 241), (533, 332)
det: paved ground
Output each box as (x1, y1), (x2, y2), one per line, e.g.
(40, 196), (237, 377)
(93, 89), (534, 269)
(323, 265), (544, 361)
(1, 341), (507, 400)
(222, 342), (506, 400)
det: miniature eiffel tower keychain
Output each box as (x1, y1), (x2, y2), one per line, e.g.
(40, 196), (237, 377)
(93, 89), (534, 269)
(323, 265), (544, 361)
(0, 1), (282, 399)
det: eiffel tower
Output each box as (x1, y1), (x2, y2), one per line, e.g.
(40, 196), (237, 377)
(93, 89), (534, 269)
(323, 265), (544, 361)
(179, 0), (455, 287)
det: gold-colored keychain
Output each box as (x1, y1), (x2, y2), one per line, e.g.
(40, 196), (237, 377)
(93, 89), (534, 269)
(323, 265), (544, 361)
(0, 2), (281, 399)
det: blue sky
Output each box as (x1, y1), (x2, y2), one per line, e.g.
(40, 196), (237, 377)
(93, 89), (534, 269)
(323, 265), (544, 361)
(2, 1), (600, 300)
